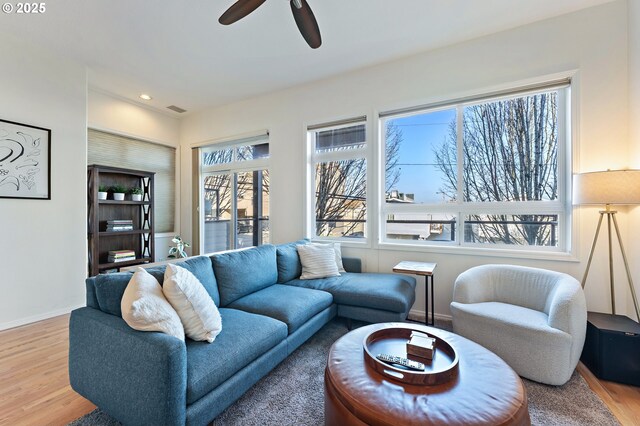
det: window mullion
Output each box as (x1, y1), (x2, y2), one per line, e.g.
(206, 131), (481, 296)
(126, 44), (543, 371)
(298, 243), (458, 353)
(456, 106), (464, 245)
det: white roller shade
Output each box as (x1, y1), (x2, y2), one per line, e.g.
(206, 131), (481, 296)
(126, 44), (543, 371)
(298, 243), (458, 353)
(88, 129), (176, 232)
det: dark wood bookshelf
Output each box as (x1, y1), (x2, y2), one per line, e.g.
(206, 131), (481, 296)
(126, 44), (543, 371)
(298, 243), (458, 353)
(87, 165), (155, 276)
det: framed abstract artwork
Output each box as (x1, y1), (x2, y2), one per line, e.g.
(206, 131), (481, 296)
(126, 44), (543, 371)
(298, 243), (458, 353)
(0, 118), (51, 200)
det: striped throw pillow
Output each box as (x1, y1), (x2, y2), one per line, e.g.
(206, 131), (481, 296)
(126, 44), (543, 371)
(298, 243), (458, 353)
(297, 243), (341, 280)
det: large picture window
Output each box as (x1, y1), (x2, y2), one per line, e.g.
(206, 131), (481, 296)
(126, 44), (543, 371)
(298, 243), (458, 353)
(199, 136), (269, 253)
(307, 118), (368, 240)
(381, 82), (570, 250)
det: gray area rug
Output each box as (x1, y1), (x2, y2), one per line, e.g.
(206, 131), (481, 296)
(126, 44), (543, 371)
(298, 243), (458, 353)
(69, 319), (619, 426)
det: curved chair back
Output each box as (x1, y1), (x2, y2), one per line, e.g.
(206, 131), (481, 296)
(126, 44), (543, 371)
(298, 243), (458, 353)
(464, 264), (574, 314)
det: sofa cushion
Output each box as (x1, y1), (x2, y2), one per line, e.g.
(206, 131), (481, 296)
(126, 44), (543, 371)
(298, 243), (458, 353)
(93, 256), (218, 317)
(93, 272), (133, 317)
(286, 272), (416, 314)
(212, 245), (278, 307)
(148, 256), (220, 307)
(185, 308), (287, 405)
(276, 239), (309, 283)
(227, 284), (333, 334)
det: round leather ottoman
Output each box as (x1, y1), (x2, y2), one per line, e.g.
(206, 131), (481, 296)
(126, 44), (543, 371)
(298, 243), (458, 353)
(324, 323), (530, 426)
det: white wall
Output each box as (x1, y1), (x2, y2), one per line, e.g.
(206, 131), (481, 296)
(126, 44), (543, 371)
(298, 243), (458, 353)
(181, 1), (631, 319)
(88, 90), (182, 261)
(0, 35), (88, 330)
(627, 0), (640, 321)
(88, 90), (180, 146)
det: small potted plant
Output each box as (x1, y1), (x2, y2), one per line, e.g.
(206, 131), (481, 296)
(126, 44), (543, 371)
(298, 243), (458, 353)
(129, 187), (143, 202)
(97, 185), (108, 200)
(111, 184), (127, 201)
(168, 236), (190, 259)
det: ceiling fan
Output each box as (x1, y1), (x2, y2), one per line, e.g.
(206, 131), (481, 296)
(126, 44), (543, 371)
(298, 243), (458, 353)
(219, 0), (322, 49)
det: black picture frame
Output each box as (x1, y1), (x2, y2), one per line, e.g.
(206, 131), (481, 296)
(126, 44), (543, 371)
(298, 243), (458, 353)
(0, 118), (51, 200)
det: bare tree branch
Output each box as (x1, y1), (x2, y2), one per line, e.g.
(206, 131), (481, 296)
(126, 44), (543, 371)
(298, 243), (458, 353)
(435, 93), (559, 246)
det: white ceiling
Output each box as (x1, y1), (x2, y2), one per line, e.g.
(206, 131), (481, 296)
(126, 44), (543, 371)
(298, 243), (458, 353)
(1, 0), (613, 115)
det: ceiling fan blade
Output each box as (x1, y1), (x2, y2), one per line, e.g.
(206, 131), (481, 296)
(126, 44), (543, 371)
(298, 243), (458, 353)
(290, 0), (322, 49)
(219, 0), (266, 25)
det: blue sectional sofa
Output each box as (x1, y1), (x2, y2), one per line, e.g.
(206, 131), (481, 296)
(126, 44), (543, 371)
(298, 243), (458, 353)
(69, 241), (416, 425)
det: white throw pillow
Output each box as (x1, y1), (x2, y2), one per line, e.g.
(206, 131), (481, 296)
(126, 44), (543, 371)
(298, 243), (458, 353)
(308, 242), (346, 273)
(163, 263), (222, 343)
(121, 267), (185, 341)
(331, 243), (346, 273)
(297, 243), (341, 280)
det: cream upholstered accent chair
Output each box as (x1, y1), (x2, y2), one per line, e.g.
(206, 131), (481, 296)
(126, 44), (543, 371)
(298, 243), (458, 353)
(450, 264), (587, 386)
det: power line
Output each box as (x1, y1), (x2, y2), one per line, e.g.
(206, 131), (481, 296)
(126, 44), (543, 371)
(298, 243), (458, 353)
(393, 122), (451, 127)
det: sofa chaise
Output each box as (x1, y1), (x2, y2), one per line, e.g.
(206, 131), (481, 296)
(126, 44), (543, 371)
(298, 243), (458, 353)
(69, 241), (416, 425)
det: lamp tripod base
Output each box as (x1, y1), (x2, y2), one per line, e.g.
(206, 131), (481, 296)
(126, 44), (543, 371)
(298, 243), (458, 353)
(581, 209), (640, 322)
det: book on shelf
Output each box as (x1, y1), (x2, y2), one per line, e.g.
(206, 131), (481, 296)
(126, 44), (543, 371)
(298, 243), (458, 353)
(108, 256), (136, 263)
(108, 250), (135, 257)
(107, 219), (133, 224)
(106, 226), (134, 232)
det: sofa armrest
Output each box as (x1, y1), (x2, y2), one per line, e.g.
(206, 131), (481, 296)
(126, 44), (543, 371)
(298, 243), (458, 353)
(342, 257), (361, 273)
(69, 307), (187, 426)
(452, 267), (495, 304)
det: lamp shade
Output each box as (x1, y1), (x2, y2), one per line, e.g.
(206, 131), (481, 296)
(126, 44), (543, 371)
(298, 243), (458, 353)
(573, 169), (640, 205)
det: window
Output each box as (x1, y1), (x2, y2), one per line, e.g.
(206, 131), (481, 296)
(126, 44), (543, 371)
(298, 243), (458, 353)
(381, 82), (569, 250)
(199, 136), (269, 253)
(307, 118), (368, 240)
(88, 129), (176, 233)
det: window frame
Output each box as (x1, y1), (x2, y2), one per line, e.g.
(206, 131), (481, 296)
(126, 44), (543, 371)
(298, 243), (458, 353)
(198, 135), (270, 253)
(378, 82), (572, 254)
(305, 117), (372, 245)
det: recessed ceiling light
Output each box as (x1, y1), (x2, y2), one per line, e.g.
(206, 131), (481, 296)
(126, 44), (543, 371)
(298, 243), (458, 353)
(139, 94), (152, 101)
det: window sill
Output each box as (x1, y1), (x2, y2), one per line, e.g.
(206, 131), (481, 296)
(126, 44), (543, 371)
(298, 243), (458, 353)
(310, 237), (372, 249)
(375, 241), (579, 263)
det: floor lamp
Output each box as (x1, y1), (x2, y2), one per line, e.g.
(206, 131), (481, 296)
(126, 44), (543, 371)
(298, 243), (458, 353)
(574, 169), (640, 322)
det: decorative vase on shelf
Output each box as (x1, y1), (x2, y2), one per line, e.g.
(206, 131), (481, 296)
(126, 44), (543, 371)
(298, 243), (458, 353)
(129, 187), (143, 202)
(98, 185), (108, 200)
(111, 185), (127, 201)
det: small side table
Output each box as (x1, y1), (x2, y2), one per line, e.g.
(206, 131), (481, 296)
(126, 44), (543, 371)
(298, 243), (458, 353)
(393, 261), (437, 325)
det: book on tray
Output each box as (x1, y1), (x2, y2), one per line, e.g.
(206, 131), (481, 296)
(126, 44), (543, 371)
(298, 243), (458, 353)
(407, 331), (436, 360)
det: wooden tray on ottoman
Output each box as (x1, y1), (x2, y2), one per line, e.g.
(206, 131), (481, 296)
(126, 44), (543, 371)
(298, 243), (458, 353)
(363, 327), (458, 385)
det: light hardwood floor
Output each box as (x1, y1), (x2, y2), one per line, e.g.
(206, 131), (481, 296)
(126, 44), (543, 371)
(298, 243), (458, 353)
(1, 314), (639, 426)
(0, 314), (94, 426)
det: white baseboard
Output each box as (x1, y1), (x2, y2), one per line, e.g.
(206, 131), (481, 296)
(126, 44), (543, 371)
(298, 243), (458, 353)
(0, 304), (83, 331)
(408, 309), (452, 323)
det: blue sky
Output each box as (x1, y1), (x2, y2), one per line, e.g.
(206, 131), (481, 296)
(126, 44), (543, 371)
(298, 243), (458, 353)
(387, 109), (457, 203)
